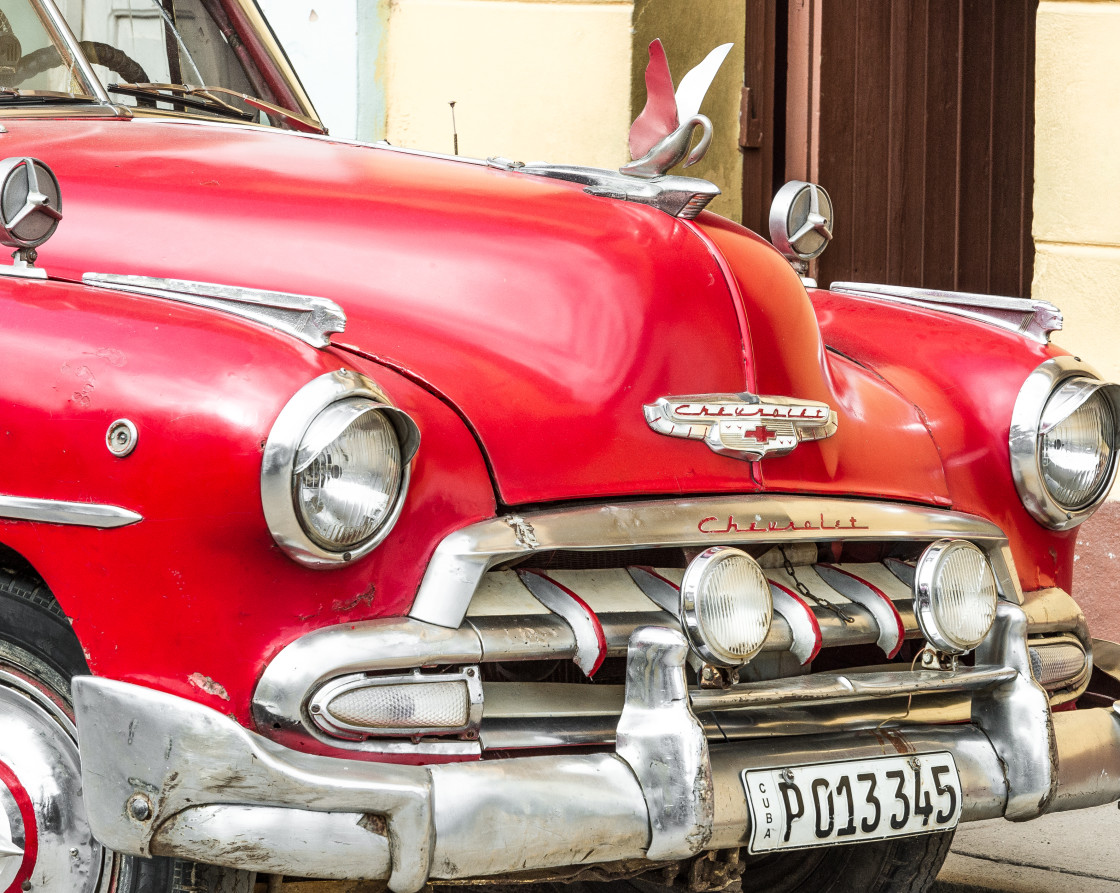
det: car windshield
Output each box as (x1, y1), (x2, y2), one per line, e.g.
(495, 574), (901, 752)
(0, 0), (318, 128)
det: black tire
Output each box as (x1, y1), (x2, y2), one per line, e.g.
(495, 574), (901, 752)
(738, 832), (955, 893)
(0, 568), (254, 893)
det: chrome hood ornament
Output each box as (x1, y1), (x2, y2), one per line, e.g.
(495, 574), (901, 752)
(621, 40), (733, 180)
(644, 392), (838, 460)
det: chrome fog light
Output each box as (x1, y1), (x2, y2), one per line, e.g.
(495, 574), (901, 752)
(309, 669), (483, 740)
(680, 547), (772, 666)
(913, 540), (998, 655)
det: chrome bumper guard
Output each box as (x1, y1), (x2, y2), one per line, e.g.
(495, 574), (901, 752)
(74, 603), (1120, 891)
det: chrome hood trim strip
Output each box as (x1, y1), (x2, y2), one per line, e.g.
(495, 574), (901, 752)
(408, 496), (1019, 628)
(830, 282), (1062, 343)
(82, 274), (346, 348)
(0, 494), (141, 528)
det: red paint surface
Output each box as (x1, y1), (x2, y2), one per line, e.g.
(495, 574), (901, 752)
(696, 215), (950, 505)
(0, 110), (1082, 740)
(0, 277), (494, 722)
(810, 289), (1075, 593)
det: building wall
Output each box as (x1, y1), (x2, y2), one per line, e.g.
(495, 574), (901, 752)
(1034, 0), (1120, 638)
(382, 0), (632, 170)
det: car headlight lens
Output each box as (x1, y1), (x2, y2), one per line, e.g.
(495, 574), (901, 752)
(914, 540), (998, 655)
(262, 370), (420, 568)
(680, 547), (772, 666)
(1040, 382), (1115, 510)
(1010, 359), (1120, 529)
(295, 399), (403, 549)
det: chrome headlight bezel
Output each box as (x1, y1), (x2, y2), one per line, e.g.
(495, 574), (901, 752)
(1010, 357), (1120, 530)
(262, 369), (420, 568)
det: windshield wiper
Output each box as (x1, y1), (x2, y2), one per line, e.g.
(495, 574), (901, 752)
(106, 83), (325, 134)
(0, 89), (97, 104)
(106, 83), (254, 121)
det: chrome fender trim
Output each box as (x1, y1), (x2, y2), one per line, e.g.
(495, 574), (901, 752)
(0, 494), (141, 528)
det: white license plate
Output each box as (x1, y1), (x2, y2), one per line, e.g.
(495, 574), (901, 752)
(742, 752), (962, 853)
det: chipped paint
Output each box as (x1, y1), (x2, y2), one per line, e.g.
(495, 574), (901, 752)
(188, 673), (230, 701)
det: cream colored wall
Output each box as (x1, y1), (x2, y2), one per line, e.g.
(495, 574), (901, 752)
(384, 0), (632, 169)
(382, 0), (743, 216)
(1034, 1), (1120, 386)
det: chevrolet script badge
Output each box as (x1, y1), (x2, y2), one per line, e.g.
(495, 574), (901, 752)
(643, 393), (838, 460)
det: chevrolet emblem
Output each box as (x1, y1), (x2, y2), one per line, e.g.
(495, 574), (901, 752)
(643, 392), (838, 460)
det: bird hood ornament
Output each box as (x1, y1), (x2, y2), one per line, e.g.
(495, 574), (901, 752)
(621, 40), (733, 179)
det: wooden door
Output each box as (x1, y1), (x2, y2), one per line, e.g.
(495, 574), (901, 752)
(744, 0), (1037, 297)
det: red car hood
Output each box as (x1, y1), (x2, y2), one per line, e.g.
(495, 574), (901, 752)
(18, 116), (946, 507)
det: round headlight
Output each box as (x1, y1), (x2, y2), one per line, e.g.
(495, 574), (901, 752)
(295, 399), (403, 549)
(680, 547), (772, 667)
(914, 540), (998, 655)
(262, 370), (420, 568)
(1011, 359), (1120, 529)
(1040, 382), (1115, 510)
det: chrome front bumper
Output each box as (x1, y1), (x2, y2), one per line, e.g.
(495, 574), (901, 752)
(73, 604), (1120, 891)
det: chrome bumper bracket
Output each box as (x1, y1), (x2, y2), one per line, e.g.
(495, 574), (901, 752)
(616, 627), (713, 859)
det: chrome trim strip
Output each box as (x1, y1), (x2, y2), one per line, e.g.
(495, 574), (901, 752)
(0, 495), (141, 528)
(517, 570), (605, 677)
(408, 496), (1018, 629)
(1009, 357), (1120, 530)
(82, 274), (345, 349)
(830, 282), (1063, 343)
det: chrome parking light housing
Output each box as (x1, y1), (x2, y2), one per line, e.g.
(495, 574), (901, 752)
(1010, 357), (1120, 530)
(262, 369), (420, 568)
(680, 546), (772, 666)
(309, 669), (483, 741)
(914, 539), (998, 655)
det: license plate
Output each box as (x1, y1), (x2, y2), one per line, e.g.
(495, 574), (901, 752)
(742, 752), (962, 853)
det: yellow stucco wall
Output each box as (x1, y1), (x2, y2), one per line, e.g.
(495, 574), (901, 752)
(383, 0), (743, 217)
(384, 0), (632, 169)
(1034, 1), (1120, 385)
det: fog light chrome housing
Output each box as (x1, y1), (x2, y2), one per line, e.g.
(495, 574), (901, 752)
(309, 669), (483, 741)
(680, 546), (772, 667)
(913, 540), (998, 655)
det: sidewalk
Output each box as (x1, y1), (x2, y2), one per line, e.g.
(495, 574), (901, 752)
(934, 802), (1120, 892)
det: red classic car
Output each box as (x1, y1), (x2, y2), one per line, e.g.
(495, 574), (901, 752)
(1, 2), (1119, 893)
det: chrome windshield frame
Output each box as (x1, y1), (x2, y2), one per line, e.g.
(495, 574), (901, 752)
(30, 0), (110, 102)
